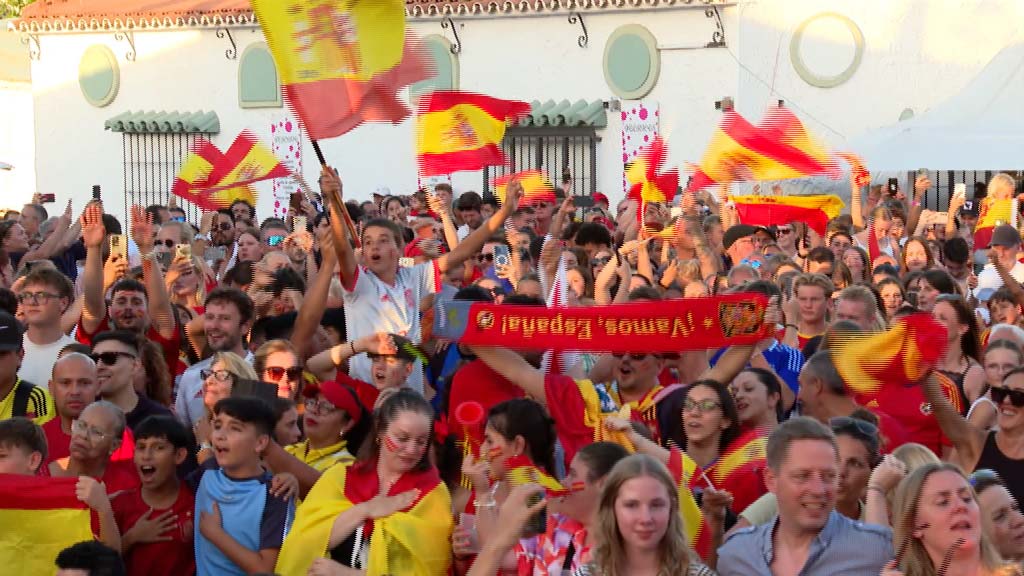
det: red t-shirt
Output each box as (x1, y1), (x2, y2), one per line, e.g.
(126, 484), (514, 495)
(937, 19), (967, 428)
(41, 417), (136, 464)
(874, 408), (912, 454)
(76, 316), (184, 379)
(112, 484), (195, 576)
(856, 378), (962, 456)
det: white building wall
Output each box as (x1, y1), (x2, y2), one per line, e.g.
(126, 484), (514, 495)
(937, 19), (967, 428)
(0, 80), (34, 207)
(24, 0), (1024, 225)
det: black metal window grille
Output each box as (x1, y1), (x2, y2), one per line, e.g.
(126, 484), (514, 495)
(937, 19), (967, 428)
(121, 133), (205, 223)
(483, 127), (600, 197)
(910, 170), (1024, 212)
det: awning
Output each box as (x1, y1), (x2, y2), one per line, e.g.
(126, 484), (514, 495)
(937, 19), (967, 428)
(104, 110), (220, 134)
(518, 99), (607, 128)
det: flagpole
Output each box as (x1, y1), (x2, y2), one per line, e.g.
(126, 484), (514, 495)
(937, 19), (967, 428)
(311, 138), (361, 247)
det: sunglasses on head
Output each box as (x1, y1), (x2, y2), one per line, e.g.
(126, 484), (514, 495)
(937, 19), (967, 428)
(829, 416), (878, 439)
(990, 386), (1024, 407)
(968, 468), (1002, 488)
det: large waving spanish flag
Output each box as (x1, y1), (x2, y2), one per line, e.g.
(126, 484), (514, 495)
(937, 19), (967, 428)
(0, 475), (94, 575)
(276, 462), (452, 576)
(253, 0), (429, 140)
(492, 170), (555, 206)
(832, 314), (948, 397)
(974, 198), (1018, 248)
(666, 448), (713, 561)
(172, 132), (289, 211)
(685, 107), (839, 193)
(627, 136), (679, 205)
(417, 91), (531, 176)
(730, 194), (845, 236)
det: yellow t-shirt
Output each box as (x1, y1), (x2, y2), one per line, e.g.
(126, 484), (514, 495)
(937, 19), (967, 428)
(0, 379), (55, 424)
(284, 438), (354, 473)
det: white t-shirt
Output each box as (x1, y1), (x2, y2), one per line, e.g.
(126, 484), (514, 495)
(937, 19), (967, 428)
(975, 261), (1024, 294)
(342, 262), (440, 394)
(19, 332), (77, 391)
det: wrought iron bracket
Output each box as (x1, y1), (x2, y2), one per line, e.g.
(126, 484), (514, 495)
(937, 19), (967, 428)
(568, 12), (588, 48)
(704, 5), (726, 48)
(114, 31), (136, 62)
(216, 28), (238, 60)
(441, 17), (462, 54)
(20, 33), (40, 61)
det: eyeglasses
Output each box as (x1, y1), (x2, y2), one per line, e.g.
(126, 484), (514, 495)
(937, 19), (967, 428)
(612, 352), (649, 361)
(89, 351), (136, 366)
(17, 291), (60, 305)
(156, 239), (177, 248)
(829, 416), (879, 440)
(265, 366), (303, 381)
(201, 369), (235, 383)
(170, 216), (186, 223)
(267, 235), (285, 247)
(303, 398), (337, 415)
(71, 419), (110, 442)
(684, 399), (721, 414)
(777, 228), (793, 235)
(215, 222), (233, 231)
(990, 386), (1024, 407)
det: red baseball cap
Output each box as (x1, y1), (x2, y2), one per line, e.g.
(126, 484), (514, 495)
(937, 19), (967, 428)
(302, 380), (365, 424)
(593, 193), (609, 206)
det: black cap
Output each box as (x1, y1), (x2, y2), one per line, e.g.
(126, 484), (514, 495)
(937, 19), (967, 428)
(723, 224), (758, 250)
(960, 200), (979, 217)
(371, 334), (426, 364)
(990, 224), (1021, 248)
(0, 311), (23, 352)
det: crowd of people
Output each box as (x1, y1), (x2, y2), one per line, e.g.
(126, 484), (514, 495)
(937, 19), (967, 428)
(3, 165), (1024, 576)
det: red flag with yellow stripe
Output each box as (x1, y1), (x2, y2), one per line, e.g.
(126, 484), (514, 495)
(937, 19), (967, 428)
(666, 448), (713, 561)
(627, 136), (679, 205)
(416, 91), (531, 176)
(832, 314), (948, 397)
(491, 170), (556, 206)
(706, 427), (768, 513)
(730, 194), (845, 236)
(685, 107), (839, 193)
(0, 475), (94, 575)
(504, 454), (577, 497)
(172, 131), (289, 211)
(974, 198), (1018, 248)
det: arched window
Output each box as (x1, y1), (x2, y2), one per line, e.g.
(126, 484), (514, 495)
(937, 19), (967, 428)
(238, 42), (281, 108)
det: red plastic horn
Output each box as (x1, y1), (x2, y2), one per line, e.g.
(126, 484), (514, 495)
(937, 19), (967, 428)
(454, 401), (485, 427)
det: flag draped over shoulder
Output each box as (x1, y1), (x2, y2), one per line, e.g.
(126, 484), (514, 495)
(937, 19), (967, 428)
(706, 427), (768, 513)
(172, 132), (289, 210)
(275, 463), (452, 576)
(666, 449), (713, 561)
(730, 194), (845, 236)
(974, 198), (1018, 248)
(685, 107), (839, 193)
(0, 475), (94, 575)
(492, 170), (555, 206)
(253, 0), (429, 140)
(832, 314), (948, 396)
(416, 91), (531, 176)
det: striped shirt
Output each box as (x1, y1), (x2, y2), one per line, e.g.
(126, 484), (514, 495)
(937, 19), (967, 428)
(0, 378), (54, 424)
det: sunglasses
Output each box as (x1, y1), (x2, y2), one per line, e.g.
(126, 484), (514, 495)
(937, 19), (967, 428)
(156, 239), (177, 248)
(215, 222), (233, 231)
(265, 366), (303, 381)
(990, 386), (1024, 407)
(777, 228), (793, 235)
(611, 352), (650, 361)
(170, 216), (186, 223)
(829, 416), (878, 439)
(89, 351), (136, 366)
(684, 399), (721, 413)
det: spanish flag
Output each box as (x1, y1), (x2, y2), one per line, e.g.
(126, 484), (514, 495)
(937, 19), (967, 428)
(707, 427), (768, 513)
(416, 91), (531, 176)
(666, 448), (713, 561)
(276, 462), (452, 576)
(0, 475), (94, 575)
(504, 454), (572, 496)
(627, 136), (679, 205)
(172, 132), (289, 211)
(492, 170), (555, 206)
(253, 0), (429, 140)
(730, 194), (845, 236)
(974, 198), (1018, 248)
(832, 314), (948, 397)
(685, 107), (838, 193)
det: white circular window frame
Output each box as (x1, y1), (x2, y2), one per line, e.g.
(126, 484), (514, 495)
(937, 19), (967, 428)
(79, 45), (120, 108)
(790, 12), (864, 89)
(603, 24), (661, 100)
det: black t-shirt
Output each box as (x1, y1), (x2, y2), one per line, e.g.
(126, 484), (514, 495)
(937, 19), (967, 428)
(126, 393), (173, 432)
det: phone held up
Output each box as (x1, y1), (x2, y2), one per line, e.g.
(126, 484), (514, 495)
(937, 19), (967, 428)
(108, 234), (127, 262)
(887, 178), (899, 197)
(493, 244), (511, 269)
(38, 193), (56, 203)
(92, 185), (101, 201)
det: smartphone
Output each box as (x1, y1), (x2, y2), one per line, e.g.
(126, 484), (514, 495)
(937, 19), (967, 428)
(294, 215), (307, 233)
(573, 195), (595, 209)
(38, 193), (55, 204)
(174, 243), (191, 261)
(91, 185), (101, 201)
(108, 234), (127, 262)
(954, 183), (967, 200)
(887, 178), (898, 197)
(522, 492), (547, 537)
(493, 244), (511, 268)
(204, 246), (226, 261)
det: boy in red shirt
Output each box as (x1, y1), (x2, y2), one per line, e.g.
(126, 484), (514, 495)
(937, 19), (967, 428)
(112, 415), (195, 576)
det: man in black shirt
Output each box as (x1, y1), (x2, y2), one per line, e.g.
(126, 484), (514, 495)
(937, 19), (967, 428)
(91, 330), (171, 431)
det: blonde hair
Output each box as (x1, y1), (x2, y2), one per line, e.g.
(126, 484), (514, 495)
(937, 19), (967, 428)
(891, 442), (941, 472)
(794, 273), (835, 299)
(253, 339), (299, 376)
(675, 259), (702, 285)
(892, 463), (1009, 576)
(989, 173), (1017, 199)
(159, 220), (195, 245)
(211, 351), (258, 381)
(593, 454), (693, 576)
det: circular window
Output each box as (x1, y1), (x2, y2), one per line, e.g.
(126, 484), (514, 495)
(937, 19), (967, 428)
(790, 13), (864, 88)
(603, 24), (660, 99)
(410, 35), (459, 101)
(79, 45), (119, 107)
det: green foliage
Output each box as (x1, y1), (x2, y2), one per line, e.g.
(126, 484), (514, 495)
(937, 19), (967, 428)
(1, 0), (35, 19)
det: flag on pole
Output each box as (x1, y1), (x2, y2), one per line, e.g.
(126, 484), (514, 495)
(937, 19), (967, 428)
(627, 136), (679, 205)
(0, 475), (94, 575)
(730, 194), (845, 236)
(416, 91), (531, 176)
(172, 132), (290, 211)
(252, 0), (430, 140)
(492, 170), (555, 206)
(685, 107), (840, 193)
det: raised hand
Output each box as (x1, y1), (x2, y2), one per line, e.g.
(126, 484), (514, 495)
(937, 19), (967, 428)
(130, 204), (156, 254)
(426, 191), (448, 216)
(75, 476), (110, 512)
(80, 202), (106, 249)
(319, 166), (343, 203)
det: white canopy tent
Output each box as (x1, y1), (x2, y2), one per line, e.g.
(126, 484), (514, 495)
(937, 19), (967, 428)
(850, 43), (1024, 171)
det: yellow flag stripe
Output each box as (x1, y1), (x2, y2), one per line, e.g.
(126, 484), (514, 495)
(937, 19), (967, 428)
(417, 103), (509, 155)
(729, 194), (845, 219)
(699, 129), (811, 183)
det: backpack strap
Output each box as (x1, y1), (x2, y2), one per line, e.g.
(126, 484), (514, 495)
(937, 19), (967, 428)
(12, 379), (34, 419)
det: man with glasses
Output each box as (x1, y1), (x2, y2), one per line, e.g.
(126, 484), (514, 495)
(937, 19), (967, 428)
(0, 310), (54, 422)
(261, 220), (290, 256)
(48, 400), (139, 494)
(723, 224), (759, 270)
(17, 267), (77, 389)
(92, 330), (170, 432)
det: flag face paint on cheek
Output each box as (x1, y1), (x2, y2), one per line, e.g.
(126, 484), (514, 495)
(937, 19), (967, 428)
(383, 435), (401, 453)
(486, 446), (503, 460)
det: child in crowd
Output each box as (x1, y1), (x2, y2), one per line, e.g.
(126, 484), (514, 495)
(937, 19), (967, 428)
(0, 416), (46, 474)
